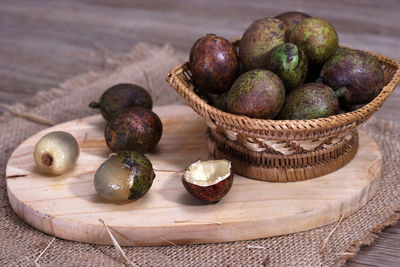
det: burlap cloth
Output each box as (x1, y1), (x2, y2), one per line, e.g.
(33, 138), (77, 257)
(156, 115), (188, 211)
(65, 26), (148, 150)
(1, 43), (399, 267)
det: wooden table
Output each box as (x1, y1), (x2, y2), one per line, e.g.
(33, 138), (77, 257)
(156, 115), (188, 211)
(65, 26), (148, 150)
(1, 1), (399, 265)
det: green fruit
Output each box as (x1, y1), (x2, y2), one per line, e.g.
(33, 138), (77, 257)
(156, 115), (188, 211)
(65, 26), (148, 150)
(105, 107), (163, 153)
(190, 34), (239, 94)
(89, 83), (153, 121)
(278, 83), (339, 119)
(239, 18), (285, 71)
(289, 18), (338, 65)
(265, 42), (308, 91)
(227, 69), (285, 119)
(94, 151), (155, 201)
(274, 11), (311, 40)
(321, 48), (384, 105)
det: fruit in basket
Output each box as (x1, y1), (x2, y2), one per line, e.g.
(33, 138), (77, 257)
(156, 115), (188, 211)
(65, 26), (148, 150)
(227, 69), (285, 119)
(34, 131), (79, 175)
(265, 42), (308, 91)
(277, 83), (339, 119)
(104, 107), (163, 153)
(274, 11), (311, 40)
(305, 64), (323, 83)
(288, 18), (338, 66)
(239, 18), (285, 71)
(210, 92), (229, 112)
(189, 34), (239, 94)
(94, 151), (155, 201)
(321, 48), (384, 105)
(182, 160), (233, 203)
(89, 83), (153, 121)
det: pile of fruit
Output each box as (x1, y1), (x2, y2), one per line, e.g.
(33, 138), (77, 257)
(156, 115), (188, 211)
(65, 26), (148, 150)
(33, 83), (233, 204)
(189, 11), (385, 120)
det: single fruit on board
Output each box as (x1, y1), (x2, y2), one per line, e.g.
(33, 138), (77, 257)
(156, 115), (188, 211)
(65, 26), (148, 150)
(34, 131), (79, 175)
(182, 160), (234, 204)
(227, 69), (285, 119)
(189, 33), (239, 94)
(239, 18), (285, 71)
(277, 83), (339, 119)
(94, 151), (155, 201)
(289, 18), (338, 66)
(321, 48), (384, 105)
(274, 11), (311, 40)
(265, 42), (308, 91)
(104, 107), (163, 153)
(89, 83), (153, 121)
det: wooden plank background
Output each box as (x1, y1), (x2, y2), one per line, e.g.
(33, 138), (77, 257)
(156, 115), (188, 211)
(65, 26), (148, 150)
(0, 0), (399, 265)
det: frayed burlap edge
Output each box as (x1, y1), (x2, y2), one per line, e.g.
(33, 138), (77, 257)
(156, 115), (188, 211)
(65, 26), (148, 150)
(334, 212), (400, 267)
(0, 42), (181, 125)
(333, 117), (400, 267)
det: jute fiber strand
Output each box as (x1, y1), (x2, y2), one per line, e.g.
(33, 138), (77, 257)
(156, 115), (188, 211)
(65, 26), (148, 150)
(1, 43), (400, 267)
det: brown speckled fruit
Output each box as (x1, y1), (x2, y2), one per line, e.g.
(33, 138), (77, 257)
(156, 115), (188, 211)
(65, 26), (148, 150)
(227, 69), (285, 119)
(182, 160), (233, 204)
(89, 83), (153, 121)
(321, 48), (384, 105)
(275, 11), (311, 40)
(190, 34), (239, 94)
(105, 107), (163, 153)
(277, 83), (339, 120)
(239, 18), (285, 71)
(289, 18), (338, 65)
(94, 151), (155, 201)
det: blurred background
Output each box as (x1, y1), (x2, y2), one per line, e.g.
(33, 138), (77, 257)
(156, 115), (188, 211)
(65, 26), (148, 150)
(0, 1), (399, 266)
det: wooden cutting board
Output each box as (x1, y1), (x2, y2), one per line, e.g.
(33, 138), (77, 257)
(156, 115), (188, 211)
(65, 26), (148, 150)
(6, 105), (382, 246)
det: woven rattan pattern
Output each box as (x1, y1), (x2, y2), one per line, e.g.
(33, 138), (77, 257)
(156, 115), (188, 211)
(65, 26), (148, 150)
(166, 41), (400, 143)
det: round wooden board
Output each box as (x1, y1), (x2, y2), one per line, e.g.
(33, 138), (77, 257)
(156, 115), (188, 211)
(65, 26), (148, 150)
(6, 105), (382, 246)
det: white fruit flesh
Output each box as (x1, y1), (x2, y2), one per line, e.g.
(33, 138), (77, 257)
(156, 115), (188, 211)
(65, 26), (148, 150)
(94, 157), (134, 201)
(33, 131), (79, 175)
(184, 160), (231, 186)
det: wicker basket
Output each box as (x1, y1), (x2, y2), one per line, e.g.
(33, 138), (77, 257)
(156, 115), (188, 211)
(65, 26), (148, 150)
(166, 39), (400, 182)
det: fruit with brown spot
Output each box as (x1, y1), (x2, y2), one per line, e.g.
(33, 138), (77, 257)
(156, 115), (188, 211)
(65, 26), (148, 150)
(33, 131), (79, 175)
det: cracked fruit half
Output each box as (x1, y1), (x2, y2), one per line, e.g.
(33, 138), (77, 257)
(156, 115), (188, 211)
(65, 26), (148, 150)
(182, 160), (233, 204)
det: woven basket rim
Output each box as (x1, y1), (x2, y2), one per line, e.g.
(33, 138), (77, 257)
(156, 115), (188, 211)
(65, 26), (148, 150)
(166, 41), (400, 136)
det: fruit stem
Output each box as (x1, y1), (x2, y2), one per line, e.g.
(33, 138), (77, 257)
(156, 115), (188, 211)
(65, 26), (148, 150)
(335, 87), (349, 98)
(89, 101), (100, 109)
(42, 153), (53, 167)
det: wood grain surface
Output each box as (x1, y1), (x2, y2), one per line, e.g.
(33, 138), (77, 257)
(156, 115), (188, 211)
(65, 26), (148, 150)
(1, 0), (399, 265)
(6, 105), (382, 246)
